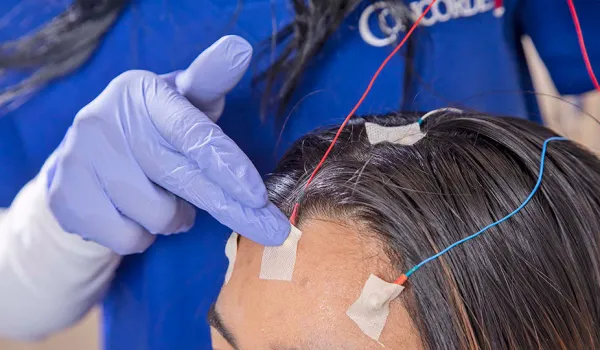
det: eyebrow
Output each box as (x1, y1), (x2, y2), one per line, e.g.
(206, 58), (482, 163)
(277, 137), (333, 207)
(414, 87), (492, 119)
(208, 303), (239, 349)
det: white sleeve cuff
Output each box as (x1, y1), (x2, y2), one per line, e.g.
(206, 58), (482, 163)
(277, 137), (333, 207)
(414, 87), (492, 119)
(0, 169), (121, 340)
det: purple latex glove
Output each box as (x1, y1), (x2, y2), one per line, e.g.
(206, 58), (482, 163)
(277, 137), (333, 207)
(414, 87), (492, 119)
(46, 36), (290, 255)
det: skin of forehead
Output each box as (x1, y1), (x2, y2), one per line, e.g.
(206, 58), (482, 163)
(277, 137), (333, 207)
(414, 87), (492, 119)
(214, 219), (422, 349)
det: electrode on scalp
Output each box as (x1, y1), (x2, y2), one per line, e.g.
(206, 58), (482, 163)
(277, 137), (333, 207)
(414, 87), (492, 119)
(347, 274), (404, 342)
(365, 107), (465, 146)
(259, 225), (302, 281)
(365, 121), (426, 145)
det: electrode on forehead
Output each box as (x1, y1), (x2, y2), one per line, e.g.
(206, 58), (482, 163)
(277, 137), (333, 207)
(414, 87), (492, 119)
(347, 274), (404, 342)
(365, 122), (425, 145)
(224, 232), (239, 285)
(259, 225), (302, 281)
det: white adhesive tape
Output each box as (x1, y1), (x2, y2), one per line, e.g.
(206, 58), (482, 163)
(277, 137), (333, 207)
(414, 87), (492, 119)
(259, 225), (302, 281)
(365, 122), (425, 145)
(224, 232), (239, 284)
(346, 274), (404, 342)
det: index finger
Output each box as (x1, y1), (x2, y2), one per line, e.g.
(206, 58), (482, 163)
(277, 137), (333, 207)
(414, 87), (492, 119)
(147, 145), (290, 245)
(143, 76), (268, 209)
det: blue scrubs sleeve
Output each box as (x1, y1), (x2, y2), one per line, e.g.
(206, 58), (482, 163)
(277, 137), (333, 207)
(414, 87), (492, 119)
(520, 0), (600, 95)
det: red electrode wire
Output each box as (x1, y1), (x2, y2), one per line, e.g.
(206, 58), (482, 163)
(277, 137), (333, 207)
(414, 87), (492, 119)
(567, 0), (600, 91)
(289, 0), (438, 225)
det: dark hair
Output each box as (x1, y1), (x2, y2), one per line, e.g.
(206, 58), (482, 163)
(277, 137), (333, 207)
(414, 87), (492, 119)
(1, 0), (412, 121)
(265, 111), (600, 349)
(0, 0), (128, 112)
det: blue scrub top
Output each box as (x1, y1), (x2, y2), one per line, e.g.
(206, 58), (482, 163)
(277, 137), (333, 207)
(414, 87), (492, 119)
(1, 0), (599, 349)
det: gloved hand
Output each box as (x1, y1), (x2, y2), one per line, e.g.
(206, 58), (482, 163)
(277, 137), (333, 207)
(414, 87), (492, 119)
(46, 36), (290, 255)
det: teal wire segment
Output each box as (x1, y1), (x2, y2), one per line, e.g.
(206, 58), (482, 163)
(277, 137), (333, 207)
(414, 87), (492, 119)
(405, 136), (568, 278)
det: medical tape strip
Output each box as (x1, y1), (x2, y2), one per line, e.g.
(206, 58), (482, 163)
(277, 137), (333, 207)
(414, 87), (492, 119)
(224, 232), (239, 285)
(365, 122), (425, 145)
(346, 274), (405, 342)
(259, 225), (302, 281)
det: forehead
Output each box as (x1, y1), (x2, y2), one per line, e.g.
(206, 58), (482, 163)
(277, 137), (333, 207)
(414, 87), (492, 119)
(216, 220), (421, 348)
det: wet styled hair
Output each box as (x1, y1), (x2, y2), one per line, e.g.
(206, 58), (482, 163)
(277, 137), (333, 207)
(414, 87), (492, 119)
(266, 111), (600, 349)
(1, 0), (413, 120)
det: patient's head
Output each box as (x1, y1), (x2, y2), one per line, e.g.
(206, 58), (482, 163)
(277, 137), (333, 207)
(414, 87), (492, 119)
(211, 111), (600, 349)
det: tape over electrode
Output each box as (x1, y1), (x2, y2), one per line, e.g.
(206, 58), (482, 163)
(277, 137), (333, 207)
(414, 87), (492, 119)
(259, 225), (302, 281)
(346, 274), (404, 342)
(365, 122), (425, 145)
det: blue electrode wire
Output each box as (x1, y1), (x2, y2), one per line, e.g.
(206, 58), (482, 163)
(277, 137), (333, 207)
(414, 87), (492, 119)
(403, 136), (568, 278)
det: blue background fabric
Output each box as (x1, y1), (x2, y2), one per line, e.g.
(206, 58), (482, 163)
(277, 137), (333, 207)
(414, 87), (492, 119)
(0, 0), (599, 348)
